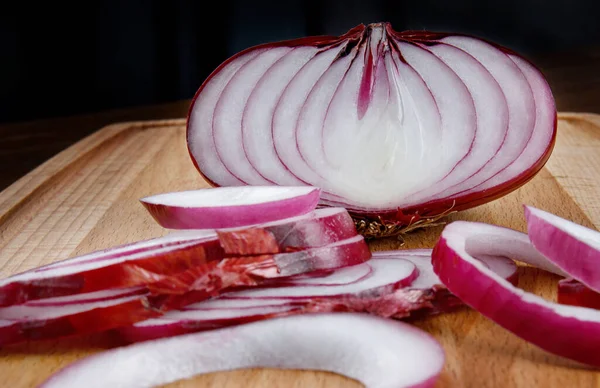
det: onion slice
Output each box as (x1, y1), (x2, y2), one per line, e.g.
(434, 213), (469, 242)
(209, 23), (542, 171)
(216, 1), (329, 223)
(140, 186), (320, 229)
(0, 235), (222, 307)
(222, 257), (415, 299)
(0, 288), (158, 346)
(433, 220), (600, 367)
(525, 205), (600, 291)
(43, 314), (445, 388)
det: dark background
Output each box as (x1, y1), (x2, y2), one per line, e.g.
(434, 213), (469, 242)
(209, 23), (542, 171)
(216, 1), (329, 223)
(2, 0), (600, 125)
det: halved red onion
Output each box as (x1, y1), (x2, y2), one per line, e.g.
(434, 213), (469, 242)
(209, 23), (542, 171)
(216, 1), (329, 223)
(0, 287), (158, 346)
(186, 22), (556, 222)
(525, 205), (600, 292)
(140, 186), (320, 229)
(433, 220), (600, 367)
(42, 314), (445, 388)
(558, 278), (600, 310)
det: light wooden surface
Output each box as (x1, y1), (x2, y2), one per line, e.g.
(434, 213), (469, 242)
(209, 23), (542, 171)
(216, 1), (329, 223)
(0, 113), (599, 387)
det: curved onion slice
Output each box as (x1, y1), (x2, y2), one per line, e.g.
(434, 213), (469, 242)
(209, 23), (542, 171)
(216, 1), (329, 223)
(0, 287), (158, 346)
(140, 186), (320, 229)
(222, 257), (415, 299)
(525, 205), (600, 292)
(433, 221), (600, 367)
(42, 314), (445, 388)
(187, 22), (556, 221)
(264, 262), (372, 287)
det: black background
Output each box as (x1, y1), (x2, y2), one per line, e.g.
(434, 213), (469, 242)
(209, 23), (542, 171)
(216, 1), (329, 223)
(2, 0), (600, 124)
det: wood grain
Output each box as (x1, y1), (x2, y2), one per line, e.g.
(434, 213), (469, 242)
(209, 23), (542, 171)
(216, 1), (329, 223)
(0, 113), (599, 387)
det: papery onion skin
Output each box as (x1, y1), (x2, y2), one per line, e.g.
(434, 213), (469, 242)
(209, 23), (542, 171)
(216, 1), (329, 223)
(186, 22), (557, 227)
(558, 278), (600, 310)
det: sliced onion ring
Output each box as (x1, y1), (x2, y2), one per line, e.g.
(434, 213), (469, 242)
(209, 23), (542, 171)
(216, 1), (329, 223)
(42, 314), (445, 388)
(433, 220), (600, 367)
(140, 186), (320, 229)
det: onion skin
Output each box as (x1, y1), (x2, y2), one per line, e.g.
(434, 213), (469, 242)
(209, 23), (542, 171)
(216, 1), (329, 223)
(186, 22), (557, 227)
(558, 278), (600, 310)
(433, 221), (600, 367)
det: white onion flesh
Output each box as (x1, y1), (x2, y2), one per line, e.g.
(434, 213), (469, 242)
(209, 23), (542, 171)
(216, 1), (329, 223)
(187, 23), (556, 215)
(42, 314), (445, 388)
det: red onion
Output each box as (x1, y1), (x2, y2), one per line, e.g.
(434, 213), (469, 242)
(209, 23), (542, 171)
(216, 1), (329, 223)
(525, 205), (600, 292)
(432, 220), (600, 367)
(42, 314), (445, 388)
(141, 186), (320, 229)
(186, 22), (556, 224)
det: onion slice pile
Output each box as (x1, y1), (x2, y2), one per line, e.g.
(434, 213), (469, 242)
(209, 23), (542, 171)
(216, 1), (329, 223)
(432, 220), (600, 367)
(0, 207), (358, 307)
(41, 313), (445, 388)
(118, 251), (518, 342)
(141, 186), (320, 229)
(186, 22), (556, 220)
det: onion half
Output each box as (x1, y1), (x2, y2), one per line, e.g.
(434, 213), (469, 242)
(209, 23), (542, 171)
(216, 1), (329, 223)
(187, 22), (556, 225)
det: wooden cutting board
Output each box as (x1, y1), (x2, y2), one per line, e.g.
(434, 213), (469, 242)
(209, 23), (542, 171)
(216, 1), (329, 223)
(1, 112), (599, 388)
